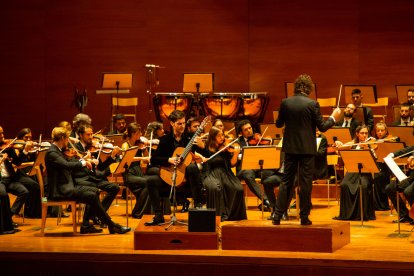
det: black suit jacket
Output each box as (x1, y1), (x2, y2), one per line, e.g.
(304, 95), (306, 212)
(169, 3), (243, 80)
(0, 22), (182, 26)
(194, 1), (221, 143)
(363, 106), (374, 133)
(276, 93), (335, 155)
(45, 144), (83, 200)
(335, 118), (360, 138)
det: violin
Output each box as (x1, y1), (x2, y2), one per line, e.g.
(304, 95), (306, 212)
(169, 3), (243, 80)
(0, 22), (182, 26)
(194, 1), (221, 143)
(248, 133), (272, 146)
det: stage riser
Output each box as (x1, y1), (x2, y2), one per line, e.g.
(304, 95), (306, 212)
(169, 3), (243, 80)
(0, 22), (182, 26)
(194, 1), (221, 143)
(221, 221), (350, 253)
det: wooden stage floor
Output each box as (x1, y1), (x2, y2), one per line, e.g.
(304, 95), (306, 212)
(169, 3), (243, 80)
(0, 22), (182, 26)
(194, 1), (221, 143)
(1, 197), (414, 275)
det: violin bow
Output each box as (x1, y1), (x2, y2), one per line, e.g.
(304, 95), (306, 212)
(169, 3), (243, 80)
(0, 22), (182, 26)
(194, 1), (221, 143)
(337, 84), (343, 109)
(0, 137), (17, 154)
(205, 138), (240, 162)
(148, 130), (153, 165)
(256, 126), (269, 146)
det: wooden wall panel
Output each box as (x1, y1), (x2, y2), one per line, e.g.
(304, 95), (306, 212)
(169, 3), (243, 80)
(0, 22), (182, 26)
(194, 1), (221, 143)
(0, 0), (414, 136)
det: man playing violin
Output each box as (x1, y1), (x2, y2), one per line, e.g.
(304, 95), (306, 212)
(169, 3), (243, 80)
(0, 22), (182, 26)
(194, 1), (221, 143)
(72, 124), (121, 228)
(235, 119), (272, 211)
(0, 126), (39, 225)
(45, 126), (130, 234)
(385, 145), (414, 224)
(144, 110), (204, 226)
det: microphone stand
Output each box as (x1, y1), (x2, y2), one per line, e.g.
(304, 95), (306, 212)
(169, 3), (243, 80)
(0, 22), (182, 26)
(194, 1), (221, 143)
(159, 157), (188, 230)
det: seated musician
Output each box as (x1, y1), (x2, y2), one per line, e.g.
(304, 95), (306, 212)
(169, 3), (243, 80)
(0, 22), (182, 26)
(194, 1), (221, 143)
(385, 145), (414, 224)
(197, 126), (246, 221)
(0, 126), (36, 225)
(45, 127), (130, 234)
(70, 113), (92, 142)
(333, 124), (376, 221)
(144, 121), (165, 142)
(121, 122), (152, 219)
(107, 113), (127, 135)
(314, 129), (329, 180)
(235, 119), (272, 211)
(351, 89), (374, 134)
(212, 118), (234, 139)
(392, 102), (413, 126)
(144, 110), (204, 226)
(334, 103), (360, 138)
(13, 128), (42, 218)
(72, 124), (120, 228)
(373, 122), (394, 211)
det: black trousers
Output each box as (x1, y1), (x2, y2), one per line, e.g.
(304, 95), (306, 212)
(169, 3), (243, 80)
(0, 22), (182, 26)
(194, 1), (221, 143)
(2, 177), (29, 215)
(76, 179), (119, 211)
(0, 183), (14, 233)
(236, 169), (269, 201)
(274, 154), (314, 219)
(146, 164), (203, 214)
(385, 177), (414, 219)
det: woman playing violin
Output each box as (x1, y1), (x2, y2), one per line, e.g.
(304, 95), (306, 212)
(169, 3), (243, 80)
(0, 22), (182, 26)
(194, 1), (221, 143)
(121, 122), (152, 218)
(334, 124), (376, 221)
(198, 126), (246, 222)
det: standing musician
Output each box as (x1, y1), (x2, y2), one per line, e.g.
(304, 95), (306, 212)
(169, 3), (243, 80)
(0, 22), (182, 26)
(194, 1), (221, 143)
(198, 126), (247, 221)
(335, 103), (360, 138)
(144, 110), (204, 226)
(235, 119), (272, 211)
(121, 122), (152, 219)
(333, 124), (377, 221)
(274, 74), (341, 226)
(385, 145), (414, 224)
(72, 124), (121, 227)
(108, 113), (127, 135)
(45, 127), (130, 234)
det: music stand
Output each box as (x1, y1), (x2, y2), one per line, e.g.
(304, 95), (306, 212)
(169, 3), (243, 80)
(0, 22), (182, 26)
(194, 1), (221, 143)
(324, 127), (352, 145)
(101, 73), (133, 110)
(395, 84), (414, 104)
(241, 146), (281, 218)
(110, 146), (139, 227)
(105, 134), (125, 148)
(28, 149), (48, 177)
(339, 149), (379, 227)
(375, 142), (406, 164)
(342, 84), (377, 106)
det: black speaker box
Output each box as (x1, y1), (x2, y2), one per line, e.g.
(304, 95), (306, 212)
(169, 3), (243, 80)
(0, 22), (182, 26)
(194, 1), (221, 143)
(188, 208), (216, 232)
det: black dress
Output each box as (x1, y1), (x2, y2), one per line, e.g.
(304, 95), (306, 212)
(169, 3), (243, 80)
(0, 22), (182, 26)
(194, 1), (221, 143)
(373, 162), (391, 211)
(335, 172), (376, 220)
(202, 150), (247, 221)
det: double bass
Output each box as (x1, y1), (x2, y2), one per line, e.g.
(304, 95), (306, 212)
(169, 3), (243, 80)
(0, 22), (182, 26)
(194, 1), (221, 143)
(159, 116), (210, 186)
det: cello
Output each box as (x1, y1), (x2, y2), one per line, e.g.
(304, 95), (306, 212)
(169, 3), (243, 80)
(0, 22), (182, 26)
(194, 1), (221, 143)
(159, 116), (210, 186)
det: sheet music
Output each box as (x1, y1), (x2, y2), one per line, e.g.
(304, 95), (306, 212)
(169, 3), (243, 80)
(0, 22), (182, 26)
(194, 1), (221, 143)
(384, 156), (408, 182)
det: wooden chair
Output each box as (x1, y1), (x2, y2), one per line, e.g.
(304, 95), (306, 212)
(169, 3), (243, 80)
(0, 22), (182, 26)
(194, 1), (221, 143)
(37, 166), (77, 235)
(111, 97), (138, 122)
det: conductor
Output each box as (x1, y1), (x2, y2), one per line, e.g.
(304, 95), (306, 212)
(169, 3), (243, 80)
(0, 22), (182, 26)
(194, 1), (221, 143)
(273, 74), (341, 225)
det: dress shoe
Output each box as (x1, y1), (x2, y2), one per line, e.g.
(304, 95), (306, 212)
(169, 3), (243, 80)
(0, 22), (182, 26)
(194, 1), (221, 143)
(282, 211), (289, 221)
(181, 199), (190, 213)
(108, 223), (131, 234)
(144, 215), (165, 226)
(12, 221), (19, 228)
(300, 217), (312, 225)
(272, 215), (281, 225)
(80, 224), (103, 234)
(393, 216), (413, 223)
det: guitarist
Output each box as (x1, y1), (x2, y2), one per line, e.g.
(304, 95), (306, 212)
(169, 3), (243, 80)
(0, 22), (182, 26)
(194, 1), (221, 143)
(145, 110), (205, 226)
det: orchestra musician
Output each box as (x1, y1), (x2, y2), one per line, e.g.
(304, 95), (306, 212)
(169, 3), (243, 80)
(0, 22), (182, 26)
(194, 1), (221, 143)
(70, 113), (92, 142)
(373, 122), (393, 211)
(392, 102), (413, 126)
(144, 110), (204, 226)
(335, 103), (360, 138)
(333, 124), (376, 221)
(72, 124), (121, 228)
(235, 119), (272, 211)
(407, 88), (414, 106)
(144, 121), (165, 142)
(45, 126), (130, 234)
(0, 126), (34, 225)
(198, 126), (247, 221)
(121, 122), (152, 219)
(351, 89), (374, 134)
(384, 145), (414, 224)
(107, 113), (127, 135)
(273, 74), (341, 226)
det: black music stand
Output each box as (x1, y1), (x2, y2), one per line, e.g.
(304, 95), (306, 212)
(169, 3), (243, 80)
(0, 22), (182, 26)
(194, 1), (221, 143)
(339, 149), (379, 227)
(110, 146), (139, 227)
(241, 146), (281, 218)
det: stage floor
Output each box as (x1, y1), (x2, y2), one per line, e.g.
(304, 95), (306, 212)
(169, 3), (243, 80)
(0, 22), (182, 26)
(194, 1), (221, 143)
(1, 197), (414, 275)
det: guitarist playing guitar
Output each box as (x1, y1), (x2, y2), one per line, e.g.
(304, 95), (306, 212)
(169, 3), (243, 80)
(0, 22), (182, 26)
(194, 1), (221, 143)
(144, 110), (209, 226)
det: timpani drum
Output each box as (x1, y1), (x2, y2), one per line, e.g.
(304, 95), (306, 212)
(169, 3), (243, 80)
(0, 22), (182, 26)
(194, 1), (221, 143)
(153, 93), (194, 122)
(201, 92), (242, 120)
(240, 92), (269, 123)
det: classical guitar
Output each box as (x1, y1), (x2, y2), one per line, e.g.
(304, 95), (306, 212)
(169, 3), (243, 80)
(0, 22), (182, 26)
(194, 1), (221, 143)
(160, 116), (210, 187)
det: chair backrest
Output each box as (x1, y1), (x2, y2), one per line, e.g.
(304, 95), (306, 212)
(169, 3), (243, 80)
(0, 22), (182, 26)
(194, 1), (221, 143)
(317, 98), (336, 107)
(112, 97), (138, 107)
